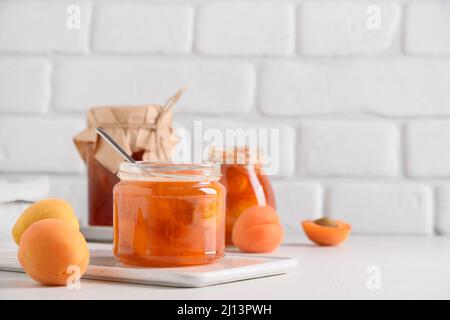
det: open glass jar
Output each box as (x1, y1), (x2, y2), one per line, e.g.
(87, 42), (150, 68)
(209, 147), (276, 245)
(113, 162), (226, 267)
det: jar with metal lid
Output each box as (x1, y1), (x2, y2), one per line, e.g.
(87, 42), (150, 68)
(113, 162), (225, 267)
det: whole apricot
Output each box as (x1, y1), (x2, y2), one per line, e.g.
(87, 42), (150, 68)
(232, 206), (283, 253)
(18, 218), (89, 286)
(12, 198), (79, 245)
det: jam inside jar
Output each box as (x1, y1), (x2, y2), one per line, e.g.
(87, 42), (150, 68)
(86, 143), (144, 226)
(210, 147), (276, 245)
(113, 162), (225, 267)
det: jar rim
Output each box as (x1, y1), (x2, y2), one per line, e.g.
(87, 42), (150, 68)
(208, 146), (264, 165)
(118, 162), (222, 182)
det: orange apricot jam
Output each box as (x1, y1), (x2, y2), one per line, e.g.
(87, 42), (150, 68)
(113, 162), (225, 267)
(209, 147), (276, 245)
(86, 143), (144, 226)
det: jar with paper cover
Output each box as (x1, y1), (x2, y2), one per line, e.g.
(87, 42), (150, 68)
(74, 90), (183, 226)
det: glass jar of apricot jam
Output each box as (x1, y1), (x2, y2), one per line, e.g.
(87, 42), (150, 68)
(113, 162), (226, 267)
(210, 147), (276, 245)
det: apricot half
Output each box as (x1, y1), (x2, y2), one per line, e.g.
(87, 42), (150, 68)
(232, 206), (283, 253)
(302, 218), (351, 246)
(18, 218), (89, 286)
(12, 198), (79, 245)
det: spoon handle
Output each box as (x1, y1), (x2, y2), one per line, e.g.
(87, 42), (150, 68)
(95, 128), (136, 163)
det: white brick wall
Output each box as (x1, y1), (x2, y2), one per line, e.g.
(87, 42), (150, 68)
(272, 181), (322, 232)
(404, 2), (450, 55)
(405, 121), (450, 178)
(326, 184), (433, 235)
(298, 121), (399, 177)
(53, 59), (255, 114)
(436, 185), (450, 235)
(0, 116), (84, 173)
(93, 4), (193, 53)
(196, 3), (294, 55)
(1, 0), (450, 235)
(0, 59), (51, 113)
(298, 2), (401, 55)
(0, 2), (91, 52)
(194, 118), (296, 177)
(259, 60), (450, 116)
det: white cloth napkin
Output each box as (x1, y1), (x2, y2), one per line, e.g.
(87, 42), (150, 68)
(0, 202), (30, 246)
(0, 176), (50, 246)
(0, 176), (50, 203)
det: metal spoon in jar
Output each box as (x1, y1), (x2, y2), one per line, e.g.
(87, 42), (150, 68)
(95, 128), (136, 163)
(95, 127), (213, 181)
(95, 128), (159, 178)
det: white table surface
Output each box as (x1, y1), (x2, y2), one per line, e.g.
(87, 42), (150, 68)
(1, 235), (450, 300)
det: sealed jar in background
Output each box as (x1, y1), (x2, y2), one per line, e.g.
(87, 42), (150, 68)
(209, 147), (276, 245)
(85, 143), (119, 226)
(113, 162), (226, 267)
(73, 90), (183, 226)
(85, 144), (144, 226)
